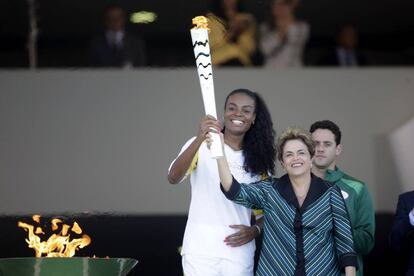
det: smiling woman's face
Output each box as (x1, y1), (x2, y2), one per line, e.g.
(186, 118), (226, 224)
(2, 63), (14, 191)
(281, 139), (312, 177)
(223, 93), (256, 136)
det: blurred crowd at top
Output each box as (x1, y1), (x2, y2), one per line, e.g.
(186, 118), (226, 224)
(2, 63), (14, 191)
(1, 0), (414, 68)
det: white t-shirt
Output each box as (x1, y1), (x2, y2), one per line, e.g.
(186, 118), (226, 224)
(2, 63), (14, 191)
(169, 137), (261, 264)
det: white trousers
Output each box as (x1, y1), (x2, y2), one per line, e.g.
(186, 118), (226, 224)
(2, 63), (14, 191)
(182, 254), (254, 276)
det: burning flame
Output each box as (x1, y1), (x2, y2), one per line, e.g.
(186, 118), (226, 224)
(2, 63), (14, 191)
(18, 215), (91, 258)
(192, 16), (209, 31)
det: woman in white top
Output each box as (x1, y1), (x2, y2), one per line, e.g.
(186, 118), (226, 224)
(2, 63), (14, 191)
(259, 0), (309, 68)
(168, 89), (276, 275)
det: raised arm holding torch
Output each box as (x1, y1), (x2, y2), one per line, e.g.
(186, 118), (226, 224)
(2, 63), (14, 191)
(190, 16), (223, 158)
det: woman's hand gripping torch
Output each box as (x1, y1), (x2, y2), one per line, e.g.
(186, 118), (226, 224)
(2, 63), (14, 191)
(190, 16), (223, 158)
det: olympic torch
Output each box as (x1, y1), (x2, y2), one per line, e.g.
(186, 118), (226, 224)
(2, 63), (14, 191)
(190, 16), (223, 158)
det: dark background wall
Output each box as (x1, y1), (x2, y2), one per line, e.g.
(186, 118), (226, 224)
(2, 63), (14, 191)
(1, 0), (414, 67)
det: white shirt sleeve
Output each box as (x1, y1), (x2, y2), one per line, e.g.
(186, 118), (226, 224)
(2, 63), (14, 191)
(409, 211), (414, 226)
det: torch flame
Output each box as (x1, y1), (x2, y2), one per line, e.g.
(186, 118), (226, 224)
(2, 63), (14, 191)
(18, 215), (91, 257)
(51, 218), (62, 231)
(71, 222), (82, 235)
(192, 16), (209, 31)
(61, 224), (70, 236)
(32, 215), (41, 223)
(35, 227), (44, 235)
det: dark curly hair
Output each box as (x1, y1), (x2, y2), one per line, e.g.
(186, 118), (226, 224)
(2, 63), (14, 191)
(309, 120), (342, 145)
(224, 89), (276, 175)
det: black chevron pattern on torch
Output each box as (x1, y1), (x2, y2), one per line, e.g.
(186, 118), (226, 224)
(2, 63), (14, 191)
(195, 52), (210, 61)
(197, 62), (211, 68)
(193, 39), (209, 48)
(199, 73), (212, 80)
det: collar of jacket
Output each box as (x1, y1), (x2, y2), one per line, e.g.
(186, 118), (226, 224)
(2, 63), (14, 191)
(276, 173), (332, 211)
(325, 166), (345, 183)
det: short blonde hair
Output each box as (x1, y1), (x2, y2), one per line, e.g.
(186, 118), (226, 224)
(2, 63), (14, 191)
(277, 127), (315, 161)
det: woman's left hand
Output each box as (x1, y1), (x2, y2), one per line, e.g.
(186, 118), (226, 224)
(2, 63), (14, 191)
(224, 224), (259, 247)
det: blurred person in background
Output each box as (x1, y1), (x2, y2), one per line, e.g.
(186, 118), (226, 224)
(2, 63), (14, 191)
(207, 0), (257, 66)
(259, 0), (309, 68)
(389, 191), (414, 276)
(89, 4), (146, 68)
(318, 24), (368, 67)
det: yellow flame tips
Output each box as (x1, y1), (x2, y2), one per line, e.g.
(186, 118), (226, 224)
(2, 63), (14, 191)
(61, 224), (70, 236)
(32, 215), (41, 223)
(18, 216), (91, 258)
(192, 16), (209, 31)
(51, 218), (62, 231)
(71, 222), (82, 235)
(35, 227), (44, 235)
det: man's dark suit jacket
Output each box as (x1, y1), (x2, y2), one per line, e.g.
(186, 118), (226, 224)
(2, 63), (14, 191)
(390, 191), (414, 275)
(318, 48), (368, 66)
(89, 32), (146, 67)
